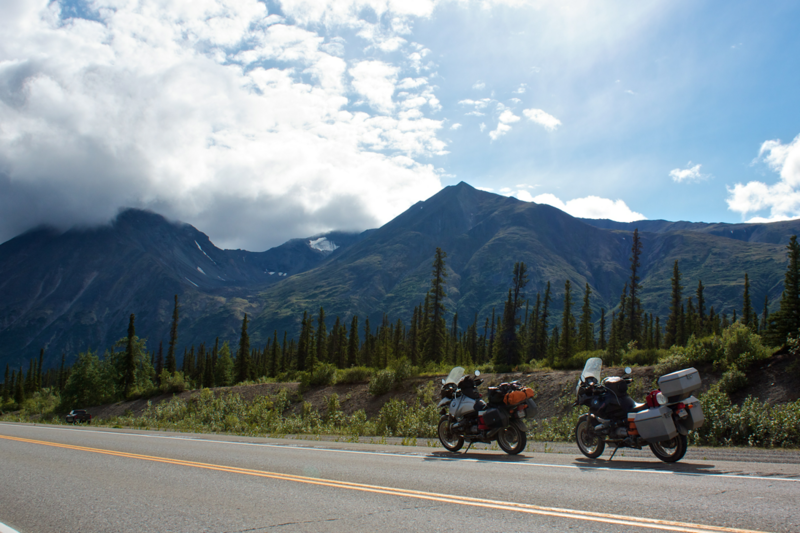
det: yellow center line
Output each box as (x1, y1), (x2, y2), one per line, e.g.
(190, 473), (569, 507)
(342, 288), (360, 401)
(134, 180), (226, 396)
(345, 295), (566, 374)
(0, 435), (769, 533)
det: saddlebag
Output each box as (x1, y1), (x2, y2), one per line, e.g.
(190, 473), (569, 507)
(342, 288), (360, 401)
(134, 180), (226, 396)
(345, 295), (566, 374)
(658, 368), (701, 402)
(504, 387), (535, 406)
(633, 406), (678, 442)
(683, 396), (704, 430)
(479, 408), (509, 429)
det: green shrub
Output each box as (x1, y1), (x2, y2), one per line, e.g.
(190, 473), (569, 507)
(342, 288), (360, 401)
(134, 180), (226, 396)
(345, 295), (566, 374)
(621, 348), (668, 367)
(390, 357), (418, 384)
(717, 366), (748, 395)
(336, 366), (373, 384)
(368, 370), (395, 396)
(720, 322), (770, 371)
(301, 363), (338, 387)
(159, 370), (188, 394)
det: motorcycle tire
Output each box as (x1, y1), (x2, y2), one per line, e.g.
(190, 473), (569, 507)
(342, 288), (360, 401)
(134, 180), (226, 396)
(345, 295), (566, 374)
(575, 416), (605, 459)
(649, 434), (688, 463)
(437, 418), (464, 452)
(497, 420), (527, 455)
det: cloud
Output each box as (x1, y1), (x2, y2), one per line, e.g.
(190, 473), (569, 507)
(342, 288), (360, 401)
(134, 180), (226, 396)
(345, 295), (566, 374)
(530, 194), (646, 222)
(350, 60), (399, 113)
(0, 0), (447, 250)
(489, 109), (520, 140)
(514, 83), (527, 94)
(472, 81), (486, 90)
(669, 163), (707, 183)
(450, 123), (462, 130)
(727, 135), (800, 222)
(489, 187), (644, 221)
(522, 108), (562, 131)
(480, 122), (487, 132)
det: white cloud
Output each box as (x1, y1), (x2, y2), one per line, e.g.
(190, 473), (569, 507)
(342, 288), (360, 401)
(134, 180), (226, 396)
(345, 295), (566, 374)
(489, 109), (520, 140)
(669, 163), (707, 183)
(522, 108), (561, 131)
(473, 81), (486, 90)
(480, 122), (487, 132)
(450, 123), (462, 130)
(514, 83), (527, 94)
(530, 194), (646, 222)
(349, 60), (399, 113)
(727, 135), (800, 222)
(0, 0), (448, 250)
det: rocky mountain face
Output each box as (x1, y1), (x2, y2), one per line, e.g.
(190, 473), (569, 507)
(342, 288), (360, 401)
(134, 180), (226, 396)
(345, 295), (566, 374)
(1, 182), (798, 369)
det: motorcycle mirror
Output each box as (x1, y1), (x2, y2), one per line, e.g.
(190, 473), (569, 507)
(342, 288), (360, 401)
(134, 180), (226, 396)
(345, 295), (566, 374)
(624, 367), (632, 375)
(474, 370), (481, 377)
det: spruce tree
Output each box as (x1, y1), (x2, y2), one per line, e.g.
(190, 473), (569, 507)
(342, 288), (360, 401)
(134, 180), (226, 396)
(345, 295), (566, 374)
(627, 229), (643, 344)
(316, 307), (327, 365)
(559, 280), (575, 365)
(696, 280), (706, 335)
(235, 314), (251, 383)
(769, 235), (800, 344)
(599, 308), (607, 350)
(166, 295), (179, 374)
(537, 282), (551, 359)
(123, 314), (137, 397)
(493, 289), (519, 370)
(742, 273), (754, 330)
(665, 261), (682, 347)
(579, 283), (593, 352)
(422, 248), (448, 364)
(761, 295), (770, 333)
(347, 316), (359, 367)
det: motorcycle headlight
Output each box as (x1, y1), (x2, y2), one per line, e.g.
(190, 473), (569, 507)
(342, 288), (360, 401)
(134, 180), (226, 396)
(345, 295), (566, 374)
(656, 392), (668, 406)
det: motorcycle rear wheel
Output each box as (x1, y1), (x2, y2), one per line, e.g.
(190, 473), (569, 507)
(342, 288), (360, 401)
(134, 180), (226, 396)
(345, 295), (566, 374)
(649, 434), (688, 463)
(438, 418), (464, 452)
(497, 420), (527, 455)
(575, 417), (605, 459)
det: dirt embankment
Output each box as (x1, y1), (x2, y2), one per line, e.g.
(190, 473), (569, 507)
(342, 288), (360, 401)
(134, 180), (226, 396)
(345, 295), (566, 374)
(83, 355), (798, 423)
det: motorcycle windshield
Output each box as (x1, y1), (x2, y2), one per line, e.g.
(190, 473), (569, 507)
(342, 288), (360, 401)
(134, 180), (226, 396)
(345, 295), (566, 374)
(580, 357), (603, 384)
(445, 367), (465, 385)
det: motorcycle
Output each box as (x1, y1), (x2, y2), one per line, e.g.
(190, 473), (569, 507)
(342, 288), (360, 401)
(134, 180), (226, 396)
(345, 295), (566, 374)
(574, 357), (704, 463)
(437, 367), (537, 455)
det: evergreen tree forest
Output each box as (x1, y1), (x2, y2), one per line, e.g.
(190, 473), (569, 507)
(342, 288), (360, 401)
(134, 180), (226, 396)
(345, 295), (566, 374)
(3, 234), (800, 414)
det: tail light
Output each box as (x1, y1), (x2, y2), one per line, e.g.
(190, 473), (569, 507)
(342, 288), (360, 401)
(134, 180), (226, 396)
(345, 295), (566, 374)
(645, 390), (662, 408)
(478, 416), (489, 430)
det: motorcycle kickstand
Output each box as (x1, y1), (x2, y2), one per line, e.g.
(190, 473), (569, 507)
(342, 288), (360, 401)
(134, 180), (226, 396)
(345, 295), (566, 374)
(608, 444), (621, 461)
(463, 442), (473, 454)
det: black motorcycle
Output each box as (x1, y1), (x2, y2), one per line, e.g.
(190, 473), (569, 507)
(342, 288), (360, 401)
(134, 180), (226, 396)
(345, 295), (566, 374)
(574, 357), (704, 463)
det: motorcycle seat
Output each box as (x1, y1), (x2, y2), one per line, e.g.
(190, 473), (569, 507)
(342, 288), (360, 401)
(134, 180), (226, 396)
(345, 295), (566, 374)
(630, 402), (648, 412)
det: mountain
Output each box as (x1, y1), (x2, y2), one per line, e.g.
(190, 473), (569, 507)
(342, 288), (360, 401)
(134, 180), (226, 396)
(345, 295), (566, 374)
(1, 182), (798, 369)
(247, 183), (794, 343)
(0, 209), (364, 368)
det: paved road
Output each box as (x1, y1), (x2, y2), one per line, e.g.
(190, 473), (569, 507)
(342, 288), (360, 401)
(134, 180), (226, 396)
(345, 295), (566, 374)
(1, 422), (797, 533)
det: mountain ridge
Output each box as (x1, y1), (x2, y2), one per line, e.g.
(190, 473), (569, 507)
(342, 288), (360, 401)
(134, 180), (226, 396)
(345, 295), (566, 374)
(1, 182), (798, 369)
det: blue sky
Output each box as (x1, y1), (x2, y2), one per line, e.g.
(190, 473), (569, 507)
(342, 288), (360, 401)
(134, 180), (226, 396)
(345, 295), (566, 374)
(1, 0), (798, 250)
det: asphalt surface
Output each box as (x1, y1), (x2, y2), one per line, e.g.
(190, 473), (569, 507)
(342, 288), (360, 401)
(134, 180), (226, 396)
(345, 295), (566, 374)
(1, 422), (798, 533)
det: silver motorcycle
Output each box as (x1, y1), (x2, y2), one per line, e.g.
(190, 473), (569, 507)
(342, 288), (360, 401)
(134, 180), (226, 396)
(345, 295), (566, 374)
(437, 367), (537, 455)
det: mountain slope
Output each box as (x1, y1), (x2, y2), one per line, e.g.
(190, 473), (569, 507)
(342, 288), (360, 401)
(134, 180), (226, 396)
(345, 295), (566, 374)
(0, 210), (362, 367)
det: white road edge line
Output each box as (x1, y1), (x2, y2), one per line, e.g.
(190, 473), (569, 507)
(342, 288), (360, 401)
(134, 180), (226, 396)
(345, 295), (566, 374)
(0, 522), (21, 533)
(2, 422), (798, 484)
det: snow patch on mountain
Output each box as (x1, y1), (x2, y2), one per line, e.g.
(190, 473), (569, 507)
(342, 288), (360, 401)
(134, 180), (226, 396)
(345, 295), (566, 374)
(308, 237), (339, 253)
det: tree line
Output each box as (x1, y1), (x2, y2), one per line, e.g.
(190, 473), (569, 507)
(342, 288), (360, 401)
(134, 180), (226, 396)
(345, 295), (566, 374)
(3, 232), (800, 409)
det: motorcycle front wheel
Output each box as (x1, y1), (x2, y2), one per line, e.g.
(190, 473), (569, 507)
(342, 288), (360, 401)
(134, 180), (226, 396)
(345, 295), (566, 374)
(575, 417), (605, 459)
(437, 418), (464, 452)
(497, 420), (527, 455)
(649, 434), (688, 463)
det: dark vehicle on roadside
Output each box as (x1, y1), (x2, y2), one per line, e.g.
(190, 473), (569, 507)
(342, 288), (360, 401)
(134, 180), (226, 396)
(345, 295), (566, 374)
(65, 409), (92, 424)
(574, 357), (704, 463)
